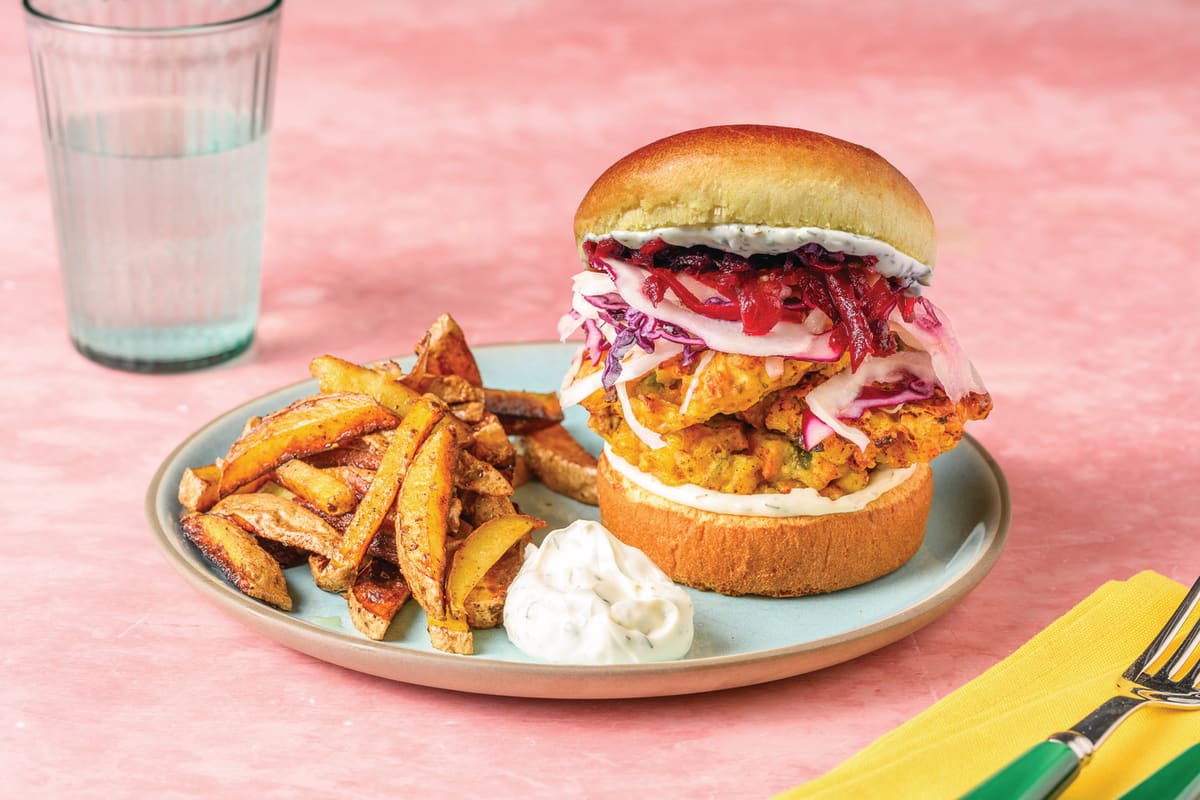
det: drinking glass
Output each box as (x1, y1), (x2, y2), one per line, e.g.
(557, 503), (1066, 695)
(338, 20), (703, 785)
(24, 0), (283, 372)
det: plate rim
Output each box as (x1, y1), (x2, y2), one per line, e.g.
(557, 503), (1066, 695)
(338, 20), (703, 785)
(146, 340), (1011, 699)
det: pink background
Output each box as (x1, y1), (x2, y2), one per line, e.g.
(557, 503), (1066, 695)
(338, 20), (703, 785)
(3, 1), (1199, 797)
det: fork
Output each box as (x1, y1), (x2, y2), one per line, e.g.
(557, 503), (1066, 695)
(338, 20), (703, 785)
(962, 576), (1200, 800)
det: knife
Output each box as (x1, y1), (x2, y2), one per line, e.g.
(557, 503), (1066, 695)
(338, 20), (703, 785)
(1116, 742), (1200, 800)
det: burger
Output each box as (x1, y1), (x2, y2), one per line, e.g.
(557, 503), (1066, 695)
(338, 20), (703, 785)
(557, 125), (992, 597)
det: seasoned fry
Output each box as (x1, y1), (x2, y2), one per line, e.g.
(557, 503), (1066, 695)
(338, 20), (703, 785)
(484, 388), (564, 435)
(304, 447), (382, 471)
(447, 515), (542, 619)
(449, 401), (485, 424)
(322, 465), (375, 496)
(325, 397), (446, 592)
(469, 412), (517, 472)
(456, 450), (514, 497)
(178, 464), (220, 512)
(210, 492), (342, 560)
(420, 374), (484, 405)
(411, 313), (483, 388)
(175, 313), (572, 653)
(396, 423), (471, 653)
(309, 355), (422, 418)
(463, 492), (518, 526)
(218, 393), (399, 495)
(274, 459), (357, 516)
(521, 423), (599, 505)
(181, 513), (292, 610)
(462, 538), (526, 629)
(346, 559), (411, 641)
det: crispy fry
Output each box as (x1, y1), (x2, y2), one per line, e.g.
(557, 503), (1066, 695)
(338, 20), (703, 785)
(484, 388), (564, 435)
(274, 459), (357, 516)
(447, 514), (542, 619)
(469, 412), (517, 472)
(450, 401), (486, 424)
(325, 397), (446, 592)
(210, 492), (342, 560)
(511, 452), (532, 489)
(307, 554), (344, 593)
(410, 313), (483, 388)
(521, 423), (599, 505)
(181, 513), (292, 610)
(309, 355), (422, 418)
(174, 314), (560, 652)
(428, 624), (473, 655)
(463, 532), (528, 629)
(304, 447), (382, 471)
(322, 465), (375, 496)
(462, 492), (518, 526)
(421, 374), (484, 405)
(456, 450), (514, 497)
(396, 423), (471, 653)
(256, 538), (310, 569)
(346, 559), (411, 640)
(218, 393), (399, 495)
(178, 464), (220, 512)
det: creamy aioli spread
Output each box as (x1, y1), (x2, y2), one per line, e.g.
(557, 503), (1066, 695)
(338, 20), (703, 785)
(605, 446), (916, 517)
(583, 224), (933, 287)
(503, 520), (694, 664)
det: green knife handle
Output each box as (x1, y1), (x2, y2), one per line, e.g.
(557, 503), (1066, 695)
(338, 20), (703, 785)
(1118, 742), (1200, 800)
(960, 740), (1081, 800)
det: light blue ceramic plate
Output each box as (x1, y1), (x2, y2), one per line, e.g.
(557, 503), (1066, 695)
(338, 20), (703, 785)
(147, 341), (1010, 699)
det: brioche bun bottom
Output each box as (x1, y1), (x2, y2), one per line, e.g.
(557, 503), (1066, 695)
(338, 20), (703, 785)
(596, 456), (934, 597)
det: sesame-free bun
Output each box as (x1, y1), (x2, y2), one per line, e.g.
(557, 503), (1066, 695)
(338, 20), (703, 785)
(596, 455), (933, 597)
(574, 124), (936, 267)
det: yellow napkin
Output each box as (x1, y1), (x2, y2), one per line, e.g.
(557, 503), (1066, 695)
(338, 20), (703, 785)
(779, 571), (1199, 800)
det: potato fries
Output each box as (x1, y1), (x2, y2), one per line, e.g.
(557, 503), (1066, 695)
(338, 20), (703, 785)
(520, 423), (599, 505)
(176, 314), (554, 655)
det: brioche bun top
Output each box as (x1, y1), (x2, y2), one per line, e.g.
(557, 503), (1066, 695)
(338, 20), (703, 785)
(574, 125), (937, 267)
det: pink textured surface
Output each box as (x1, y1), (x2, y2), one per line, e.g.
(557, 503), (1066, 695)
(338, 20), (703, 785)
(3, 1), (1199, 797)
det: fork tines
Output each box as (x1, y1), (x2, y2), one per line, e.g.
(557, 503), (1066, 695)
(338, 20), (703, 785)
(1126, 576), (1200, 687)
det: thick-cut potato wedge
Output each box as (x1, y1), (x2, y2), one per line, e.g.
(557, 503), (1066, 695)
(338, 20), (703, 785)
(456, 450), (514, 497)
(274, 459), (357, 516)
(420, 374), (484, 405)
(396, 423), (471, 652)
(326, 397), (446, 592)
(366, 525), (399, 565)
(307, 554), (345, 593)
(181, 513), (292, 610)
(510, 452), (532, 489)
(469, 413), (517, 472)
(309, 355), (422, 418)
(179, 464), (220, 512)
(255, 538), (310, 569)
(462, 492), (517, 526)
(346, 559), (411, 641)
(210, 493), (342, 560)
(304, 447), (382, 471)
(484, 388), (564, 435)
(447, 514), (542, 618)
(411, 313), (483, 388)
(218, 393), (399, 495)
(449, 401), (485, 424)
(521, 423), (599, 505)
(464, 536), (527, 629)
(429, 623), (473, 655)
(322, 465), (375, 496)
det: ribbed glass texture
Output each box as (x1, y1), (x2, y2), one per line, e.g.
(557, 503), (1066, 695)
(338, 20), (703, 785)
(25, 1), (282, 372)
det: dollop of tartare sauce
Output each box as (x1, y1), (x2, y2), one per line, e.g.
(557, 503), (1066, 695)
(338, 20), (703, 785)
(605, 446), (915, 517)
(584, 224), (933, 287)
(503, 520), (694, 665)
